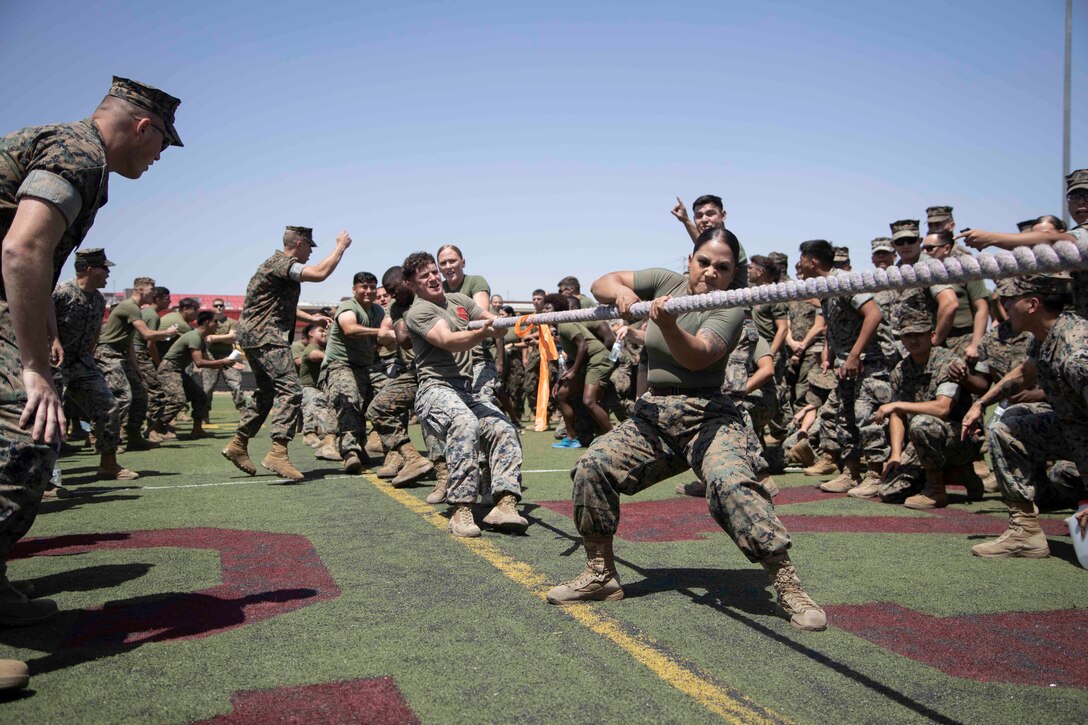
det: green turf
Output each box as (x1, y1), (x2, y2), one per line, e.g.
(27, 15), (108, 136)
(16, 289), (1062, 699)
(1, 396), (1086, 724)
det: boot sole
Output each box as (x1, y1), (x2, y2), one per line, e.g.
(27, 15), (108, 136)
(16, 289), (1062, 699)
(546, 589), (624, 605)
(261, 463), (305, 482)
(221, 450), (257, 476)
(482, 517), (529, 533)
(390, 463), (435, 487)
(971, 548), (1050, 559)
(314, 453), (342, 461)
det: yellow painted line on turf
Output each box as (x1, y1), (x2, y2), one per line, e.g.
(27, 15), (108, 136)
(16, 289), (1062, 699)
(367, 474), (790, 725)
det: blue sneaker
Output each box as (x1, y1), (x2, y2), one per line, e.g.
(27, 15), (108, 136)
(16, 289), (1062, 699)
(552, 438), (583, 449)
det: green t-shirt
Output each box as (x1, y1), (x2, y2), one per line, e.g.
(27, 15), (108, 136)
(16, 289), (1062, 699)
(291, 339), (306, 371)
(97, 298), (142, 351)
(299, 343), (323, 388)
(323, 298), (385, 368)
(133, 306), (160, 352)
(951, 279), (990, 331)
(389, 299), (416, 364)
(163, 329), (204, 370)
(156, 311), (193, 357)
(557, 322), (609, 371)
(634, 268), (744, 388)
(208, 315), (237, 358)
(578, 294), (597, 309)
(752, 302), (787, 345)
(443, 275), (493, 357)
(405, 292), (484, 383)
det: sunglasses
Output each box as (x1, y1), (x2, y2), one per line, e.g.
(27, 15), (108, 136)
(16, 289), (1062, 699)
(893, 238), (919, 246)
(213, 303), (225, 308)
(921, 244), (949, 252)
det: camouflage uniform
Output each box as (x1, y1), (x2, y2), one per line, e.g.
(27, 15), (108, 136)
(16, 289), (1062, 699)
(366, 300), (416, 453)
(298, 342), (335, 437)
(887, 346), (979, 477)
(133, 305), (163, 432)
(942, 247), (990, 358)
(1066, 222), (1087, 319)
(236, 250), (303, 441)
(0, 76), (181, 578)
(94, 297), (150, 439)
(156, 350), (210, 425)
(321, 297), (386, 458)
(572, 269), (790, 562)
(200, 314), (247, 411)
(991, 312), (1088, 505)
(53, 277), (119, 453)
(721, 321), (774, 476)
(785, 298), (823, 410)
(405, 293), (522, 503)
(820, 269), (892, 466)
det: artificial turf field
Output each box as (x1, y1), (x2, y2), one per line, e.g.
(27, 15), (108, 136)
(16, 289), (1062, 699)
(1, 395), (1086, 724)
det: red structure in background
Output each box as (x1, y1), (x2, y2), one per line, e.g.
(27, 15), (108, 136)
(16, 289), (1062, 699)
(167, 294), (246, 320)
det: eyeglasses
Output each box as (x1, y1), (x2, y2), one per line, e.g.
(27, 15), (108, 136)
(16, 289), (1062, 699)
(1067, 191), (1088, 203)
(892, 238), (919, 246)
(213, 303), (225, 308)
(921, 244), (948, 252)
(132, 113), (170, 153)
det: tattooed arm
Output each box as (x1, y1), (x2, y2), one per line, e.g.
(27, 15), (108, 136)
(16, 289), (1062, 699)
(961, 360), (1036, 437)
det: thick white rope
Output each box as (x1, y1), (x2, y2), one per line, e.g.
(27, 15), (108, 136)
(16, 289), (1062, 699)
(470, 239), (1088, 330)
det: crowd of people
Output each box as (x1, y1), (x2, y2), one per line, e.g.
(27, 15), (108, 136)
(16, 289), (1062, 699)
(1, 76), (1087, 693)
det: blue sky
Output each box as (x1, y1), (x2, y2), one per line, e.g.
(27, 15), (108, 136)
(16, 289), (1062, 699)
(2, 0), (1084, 302)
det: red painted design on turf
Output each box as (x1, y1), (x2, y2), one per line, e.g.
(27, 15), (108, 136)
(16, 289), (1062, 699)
(10, 528), (340, 647)
(537, 491), (1068, 542)
(190, 677), (420, 724)
(824, 603), (1088, 688)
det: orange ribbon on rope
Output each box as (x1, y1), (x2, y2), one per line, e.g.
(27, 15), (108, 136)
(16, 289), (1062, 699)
(514, 315), (558, 432)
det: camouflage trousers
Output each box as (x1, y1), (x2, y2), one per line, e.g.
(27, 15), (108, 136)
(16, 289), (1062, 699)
(813, 381), (842, 454)
(155, 361), (209, 425)
(94, 344), (147, 437)
(237, 344), (301, 442)
(134, 349), (163, 432)
(415, 378), (522, 504)
(730, 395), (770, 476)
(472, 359), (501, 407)
(301, 385), (336, 437)
(944, 331), (974, 361)
(904, 414), (979, 472)
(788, 347), (822, 413)
(608, 359), (637, 421)
(768, 353), (790, 437)
(200, 362), (248, 412)
(366, 368), (417, 452)
(504, 355), (526, 421)
(990, 403), (1088, 505)
(571, 392), (791, 562)
(0, 322), (55, 580)
(60, 361), (120, 454)
(320, 362), (380, 458)
(834, 359), (891, 465)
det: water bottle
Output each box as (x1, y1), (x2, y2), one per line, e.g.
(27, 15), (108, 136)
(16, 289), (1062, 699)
(609, 341), (622, 363)
(50, 465), (62, 488)
(558, 354), (567, 376)
(1066, 500), (1088, 569)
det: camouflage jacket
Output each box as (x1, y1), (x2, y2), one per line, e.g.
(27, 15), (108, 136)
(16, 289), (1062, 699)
(1070, 226), (1088, 319)
(787, 298), (823, 352)
(238, 250), (301, 348)
(893, 252), (953, 326)
(890, 345), (970, 422)
(52, 278), (105, 369)
(722, 321), (772, 396)
(1, 119), (109, 298)
(1030, 312), (1088, 427)
(975, 319), (1031, 382)
(820, 269), (887, 363)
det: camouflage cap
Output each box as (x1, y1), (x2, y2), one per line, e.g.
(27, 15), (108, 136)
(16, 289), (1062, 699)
(893, 306), (933, 336)
(767, 251), (789, 268)
(890, 219), (920, 240)
(870, 237), (895, 253)
(996, 274), (1071, 298)
(286, 225), (316, 246)
(1016, 218), (1039, 233)
(74, 247), (115, 267)
(925, 206), (953, 224)
(833, 246), (850, 263)
(1066, 169), (1088, 194)
(108, 76), (183, 148)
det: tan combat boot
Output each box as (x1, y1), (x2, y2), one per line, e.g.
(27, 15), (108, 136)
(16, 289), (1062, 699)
(222, 433), (257, 475)
(425, 461), (449, 504)
(804, 449), (839, 477)
(762, 554), (827, 631)
(786, 438), (816, 467)
(262, 440), (305, 481)
(447, 504), (481, 537)
(364, 430), (384, 459)
(390, 444), (435, 487)
(303, 432), (321, 448)
(0, 659), (29, 691)
(97, 452), (139, 481)
(820, 457), (861, 492)
(342, 452), (363, 475)
(375, 449), (405, 479)
(847, 468), (883, 499)
(756, 472), (780, 498)
(314, 435), (342, 461)
(547, 536), (623, 604)
(971, 500), (1050, 558)
(482, 492), (529, 532)
(904, 469), (949, 509)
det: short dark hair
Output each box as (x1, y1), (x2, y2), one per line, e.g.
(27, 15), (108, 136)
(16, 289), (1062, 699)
(501, 305), (515, 315)
(403, 251), (436, 280)
(557, 276), (581, 293)
(195, 310), (216, 327)
(692, 194), (724, 212)
(382, 266), (404, 288)
(750, 255), (781, 283)
(693, 226), (741, 263)
(178, 297), (200, 311)
(1039, 292), (1071, 314)
(543, 293), (573, 311)
(532, 288), (547, 297)
(152, 286), (171, 301)
(353, 271), (378, 286)
(927, 230), (954, 247)
(300, 323), (317, 341)
(799, 240), (835, 268)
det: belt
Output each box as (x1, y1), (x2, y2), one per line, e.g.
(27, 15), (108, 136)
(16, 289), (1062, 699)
(647, 385), (721, 397)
